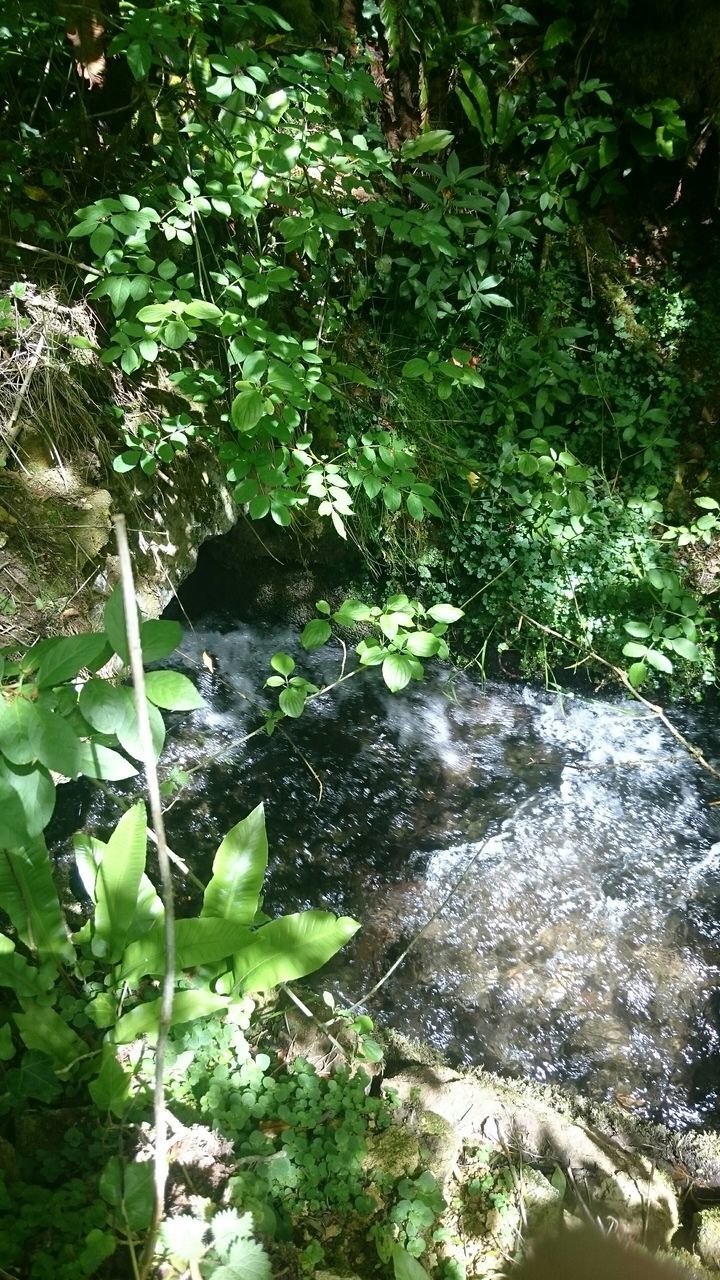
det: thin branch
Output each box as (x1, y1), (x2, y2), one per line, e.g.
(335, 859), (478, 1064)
(0, 235), (101, 277)
(114, 515), (176, 1279)
(515, 610), (720, 784)
(0, 333), (45, 468)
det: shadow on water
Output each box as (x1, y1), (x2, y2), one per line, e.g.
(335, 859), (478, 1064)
(64, 587), (720, 1132)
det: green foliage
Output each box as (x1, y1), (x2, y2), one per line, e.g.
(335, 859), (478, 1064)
(0, 589), (196, 849)
(161, 1204), (271, 1280)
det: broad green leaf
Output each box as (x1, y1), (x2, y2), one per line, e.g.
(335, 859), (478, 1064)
(646, 648), (673, 674)
(279, 687), (305, 718)
(0, 840), (73, 965)
(382, 653), (414, 693)
(114, 690), (166, 763)
(140, 619), (183, 663)
(406, 492), (424, 521)
(35, 633), (110, 688)
(78, 741), (139, 781)
(333, 600), (372, 624)
(0, 934), (50, 998)
(90, 223), (114, 256)
(460, 67), (493, 145)
(624, 620), (652, 639)
(162, 319), (191, 350)
(144, 671), (204, 711)
(92, 803), (147, 962)
(623, 641), (649, 659)
(112, 989), (229, 1044)
(0, 695), (40, 764)
(405, 631), (441, 658)
(233, 911), (359, 993)
(402, 358), (430, 378)
(0, 758), (55, 838)
(270, 652), (294, 676)
(401, 130), (454, 160)
(184, 300), (223, 322)
(627, 661), (647, 688)
(231, 388), (265, 432)
(427, 603), (464, 623)
(79, 680), (131, 736)
(28, 704), (83, 776)
(119, 917), (253, 983)
(695, 496), (719, 510)
(202, 804), (268, 924)
(89, 1046), (132, 1117)
(104, 583), (131, 664)
(14, 1003), (86, 1067)
(301, 619), (332, 651)
(100, 1158), (154, 1232)
(669, 636), (701, 663)
(126, 37), (151, 80)
(393, 1245), (432, 1280)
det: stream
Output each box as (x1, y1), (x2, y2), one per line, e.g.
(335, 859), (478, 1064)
(77, 605), (720, 1131)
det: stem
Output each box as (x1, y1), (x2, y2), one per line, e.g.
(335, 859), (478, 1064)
(114, 515), (176, 1278)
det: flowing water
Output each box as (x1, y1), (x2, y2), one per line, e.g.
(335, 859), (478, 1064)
(78, 609), (720, 1130)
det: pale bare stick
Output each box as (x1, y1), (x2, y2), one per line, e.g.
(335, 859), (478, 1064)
(114, 514), (176, 1278)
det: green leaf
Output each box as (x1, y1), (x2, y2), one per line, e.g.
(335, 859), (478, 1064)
(231, 388), (265, 432)
(35, 633), (110, 688)
(77, 741), (139, 781)
(627, 661), (648, 688)
(622, 642), (649, 659)
(162, 319), (192, 350)
(202, 804), (268, 925)
(406, 492), (424, 521)
(279, 687), (306, 718)
(137, 304), (171, 323)
(270, 652), (294, 676)
(646, 648), (673, 674)
(695, 496), (719, 510)
(79, 680), (129, 736)
(669, 636), (701, 663)
(383, 486), (402, 512)
(92, 803), (147, 962)
(427, 603), (464, 623)
(0, 1019), (15, 1059)
(140, 619), (183, 663)
(459, 67), (493, 145)
(405, 631), (441, 658)
(28, 704), (83, 776)
(112, 989), (229, 1044)
(126, 38), (151, 80)
(90, 223), (115, 256)
(544, 17), (574, 49)
(0, 695), (41, 765)
(143, 670), (204, 711)
(89, 1046), (132, 1117)
(401, 130), (454, 160)
(119, 917), (253, 984)
(624, 620), (652, 639)
(14, 1003), (86, 1068)
(0, 933), (51, 999)
(184, 300), (223, 322)
(0, 758), (55, 839)
(233, 911), (360, 993)
(393, 1245), (432, 1280)
(104, 584), (131, 664)
(0, 839), (73, 964)
(401, 358), (430, 378)
(382, 653), (415, 692)
(301, 619), (332, 651)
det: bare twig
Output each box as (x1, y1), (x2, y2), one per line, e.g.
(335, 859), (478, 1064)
(515, 610), (720, 784)
(114, 515), (176, 1279)
(0, 235), (101, 277)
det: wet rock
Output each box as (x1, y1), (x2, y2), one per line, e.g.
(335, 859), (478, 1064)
(694, 1208), (720, 1271)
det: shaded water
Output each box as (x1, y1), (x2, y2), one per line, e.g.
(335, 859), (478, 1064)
(86, 612), (720, 1129)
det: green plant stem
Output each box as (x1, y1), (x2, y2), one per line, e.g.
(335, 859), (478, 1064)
(114, 514), (176, 1279)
